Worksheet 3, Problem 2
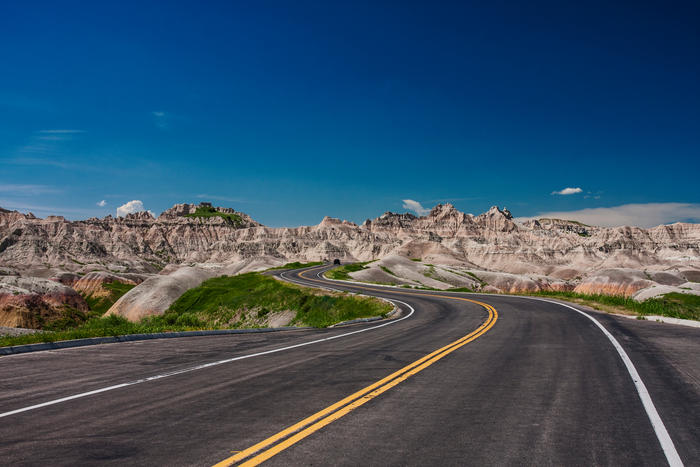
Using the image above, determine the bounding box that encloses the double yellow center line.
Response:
[213,269,498,466]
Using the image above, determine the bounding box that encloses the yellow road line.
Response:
[212,268,498,467]
[297,268,491,305]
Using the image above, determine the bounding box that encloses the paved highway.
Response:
[0,265,698,466]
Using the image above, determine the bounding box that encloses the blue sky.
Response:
[1,1,698,227]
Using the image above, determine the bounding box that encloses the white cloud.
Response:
[551,187,583,195]
[97,200,107,207]
[116,200,147,217]
[515,203,700,228]
[402,199,430,216]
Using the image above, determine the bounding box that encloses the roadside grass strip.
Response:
[213,289,498,466]
[0,301,416,419]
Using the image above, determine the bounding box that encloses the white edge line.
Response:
[530,297,683,467]
[316,268,684,466]
[0,282,415,419]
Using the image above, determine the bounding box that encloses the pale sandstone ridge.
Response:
[1,202,699,324]
[71,271,143,298]
[105,257,283,321]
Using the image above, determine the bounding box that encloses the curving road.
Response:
[0,265,698,466]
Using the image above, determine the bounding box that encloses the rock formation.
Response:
[0,201,698,324]
[0,276,89,328]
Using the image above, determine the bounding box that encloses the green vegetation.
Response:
[167,273,391,328]
[0,272,392,348]
[520,290,700,321]
[39,306,98,331]
[410,258,422,262]
[268,261,323,270]
[325,261,375,280]
[465,271,488,287]
[185,206,242,226]
[0,314,204,348]
[380,266,397,277]
[83,281,136,315]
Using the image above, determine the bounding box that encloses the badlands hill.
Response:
[1,202,699,326]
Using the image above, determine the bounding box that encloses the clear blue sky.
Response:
[1,1,698,227]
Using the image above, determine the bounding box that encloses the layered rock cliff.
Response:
[1,201,698,324]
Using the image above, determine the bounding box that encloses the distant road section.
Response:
[0,265,698,466]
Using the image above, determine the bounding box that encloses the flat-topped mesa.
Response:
[158,203,199,218]
[157,202,262,228]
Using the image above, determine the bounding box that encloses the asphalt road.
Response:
[0,265,698,466]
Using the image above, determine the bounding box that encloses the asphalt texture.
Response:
[0,265,698,466]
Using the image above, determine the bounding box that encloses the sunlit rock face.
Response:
[1,202,699,323]
[1,202,698,281]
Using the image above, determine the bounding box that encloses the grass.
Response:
[0,313,213,348]
[185,206,242,226]
[325,261,375,280]
[0,272,392,348]
[380,266,397,277]
[82,281,136,315]
[519,290,700,321]
[410,258,422,262]
[39,307,100,331]
[165,273,392,328]
[268,261,324,270]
